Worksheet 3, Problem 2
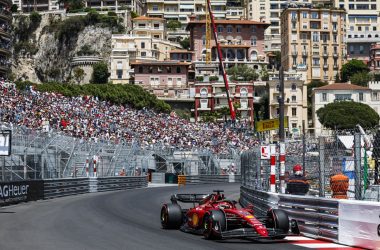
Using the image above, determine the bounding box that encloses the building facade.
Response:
[370,43,380,72]
[280,6,346,83]
[268,71,308,137]
[145,0,245,40]
[131,61,192,100]
[13,0,143,14]
[193,79,254,124]
[187,18,269,76]
[110,16,181,83]
[312,83,373,135]
[0,0,11,77]
[333,0,380,62]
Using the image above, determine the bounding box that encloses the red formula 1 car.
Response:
[160,190,295,240]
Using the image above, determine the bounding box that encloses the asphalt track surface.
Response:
[0,183,309,250]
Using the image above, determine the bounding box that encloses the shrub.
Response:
[196,76,204,82]
[167,20,181,30]
[91,61,110,84]
[209,76,219,82]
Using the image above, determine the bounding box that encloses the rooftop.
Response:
[169,50,195,54]
[314,83,370,91]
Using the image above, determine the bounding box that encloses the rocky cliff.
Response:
[11,11,130,83]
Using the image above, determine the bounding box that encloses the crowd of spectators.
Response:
[0,80,259,154]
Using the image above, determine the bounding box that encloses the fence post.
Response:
[257,149,262,190]
[354,133,362,200]
[270,144,276,193]
[302,134,306,176]
[319,136,325,197]
[279,142,286,193]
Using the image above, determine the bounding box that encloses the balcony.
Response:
[323,51,329,57]
[302,51,308,56]
[333,64,338,69]
[323,64,328,69]
[333,52,338,58]
[292,51,298,56]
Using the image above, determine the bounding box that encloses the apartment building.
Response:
[110,16,181,83]
[370,43,380,72]
[333,0,380,62]
[281,5,346,83]
[247,1,316,55]
[13,0,143,14]
[145,0,245,40]
[187,16,269,77]
[193,79,255,124]
[131,61,192,100]
[0,0,11,77]
[268,71,308,136]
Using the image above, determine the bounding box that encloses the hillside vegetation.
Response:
[15,81,171,113]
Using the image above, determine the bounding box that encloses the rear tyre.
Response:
[161,203,183,229]
[203,210,226,240]
[267,209,289,239]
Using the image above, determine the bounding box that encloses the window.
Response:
[154,23,159,29]
[312,32,319,42]
[302,12,307,18]
[322,93,327,102]
[167,66,172,73]
[138,66,143,73]
[240,87,248,97]
[117,70,123,79]
[291,95,296,102]
[311,12,319,19]
[176,78,182,86]
[217,26,223,33]
[359,45,364,54]
[359,92,364,101]
[292,108,297,117]
[291,83,297,91]
[141,42,145,49]
[200,88,208,97]
[374,27,377,31]
[202,36,206,45]
[152,4,158,11]
[141,51,146,57]
[350,26,354,31]
[251,36,257,46]
[200,99,208,109]
[335,94,352,101]
[176,67,181,73]
[148,66,153,73]
[227,26,233,33]
[168,78,173,86]
[138,23,146,28]
[313,58,320,66]
[236,25,242,33]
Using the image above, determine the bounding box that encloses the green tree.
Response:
[73,67,85,84]
[317,101,379,129]
[335,72,341,83]
[91,61,110,84]
[350,71,372,87]
[167,20,181,30]
[179,37,190,50]
[11,4,18,12]
[227,65,258,81]
[131,11,139,18]
[59,0,85,11]
[272,51,281,70]
[341,59,369,82]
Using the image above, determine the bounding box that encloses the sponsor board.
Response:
[0,130,11,156]
[256,117,289,132]
[0,181,44,206]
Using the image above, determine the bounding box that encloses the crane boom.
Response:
[206,0,236,122]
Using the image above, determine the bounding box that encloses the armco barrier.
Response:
[96,176,147,192]
[240,186,339,242]
[44,178,89,199]
[184,175,241,184]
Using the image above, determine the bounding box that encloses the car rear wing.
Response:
[170,194,210,204]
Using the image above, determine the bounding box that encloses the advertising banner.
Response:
[0,130,11,156]
[256,117,289,132]
[0,180,44,206]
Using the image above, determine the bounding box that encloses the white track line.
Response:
[292,243,350,248]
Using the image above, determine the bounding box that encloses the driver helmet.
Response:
[293,164,303,176]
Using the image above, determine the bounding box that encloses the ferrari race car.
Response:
[160,190,295,240]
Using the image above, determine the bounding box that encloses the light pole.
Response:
[278,66,285,142]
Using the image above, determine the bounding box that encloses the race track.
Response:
[0,183,309,250]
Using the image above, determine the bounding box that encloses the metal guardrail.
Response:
[185,175,241,184]
[96,176,147,192]
[240,186,339,242]
[44,178,89,199]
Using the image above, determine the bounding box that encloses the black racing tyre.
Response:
[267,209,289,239]
[203,210,226,240]
[161,203,183,229]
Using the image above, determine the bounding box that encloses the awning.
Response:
[179,4,194,9]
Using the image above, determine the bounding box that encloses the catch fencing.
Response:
[0,124,239,181]
[242,131,380,201]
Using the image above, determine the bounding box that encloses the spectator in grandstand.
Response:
[286,164,309,195]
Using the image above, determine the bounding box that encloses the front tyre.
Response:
[203,210,226,240]
[267,209,289,239]
[161,203,183,229]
